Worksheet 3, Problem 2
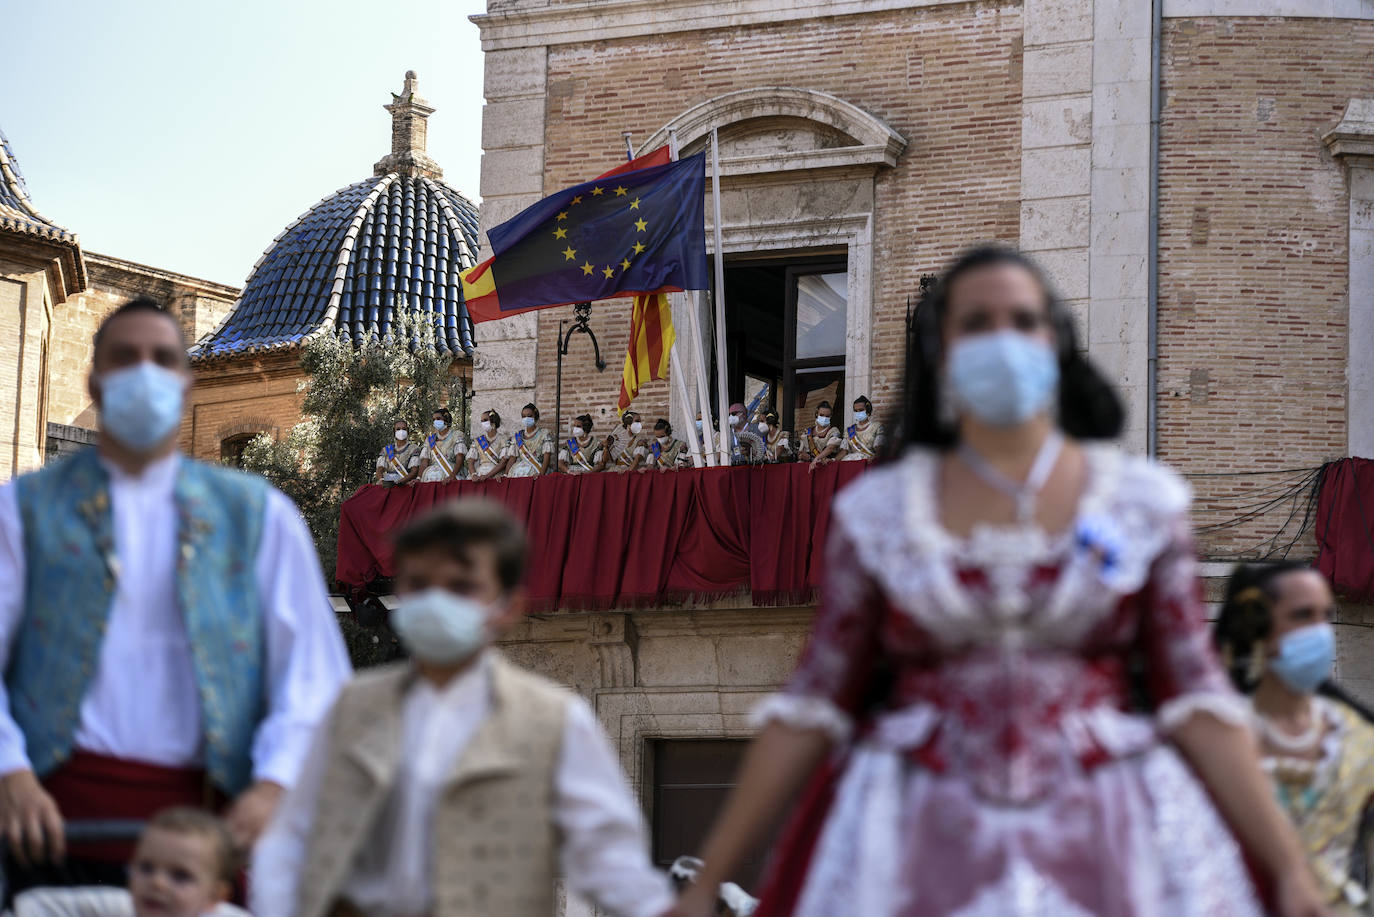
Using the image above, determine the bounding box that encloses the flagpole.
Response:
[669,128,719,466]
[669,345,705,467]
[710,128,731,466]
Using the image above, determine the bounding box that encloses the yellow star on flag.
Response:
[634,218,648,232]
[621,258,631,270]
[629,198,641,210]
[556,211,568,221]
[581,262,595,276]
[591,186,605,196]
[602,265,616,278]
[553,227,568,239]
[571,195,582,205]
[632,241,646,254]
[562,246,577,261]
[614,186,628,196]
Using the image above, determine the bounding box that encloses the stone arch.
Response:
[640,87,906,173]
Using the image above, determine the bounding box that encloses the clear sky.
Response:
[2,0,487,288]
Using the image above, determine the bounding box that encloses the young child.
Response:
[250,499,674,917]
[13,808,244,917]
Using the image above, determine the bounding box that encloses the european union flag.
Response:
[462,152,708,321]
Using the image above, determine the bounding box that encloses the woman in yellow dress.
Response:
[559,414,601,475]
[1215,562,1374,915]
[468,409,508,482]
[840,395,883,462]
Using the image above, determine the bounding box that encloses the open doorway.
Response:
[719,252,847,435]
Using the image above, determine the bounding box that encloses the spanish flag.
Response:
[459,145,706,324]
[617,293,675,411]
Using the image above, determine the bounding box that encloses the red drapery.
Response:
[1315,457,1374,604]
[336,463,867,610]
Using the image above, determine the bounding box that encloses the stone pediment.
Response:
[641,87,906,178]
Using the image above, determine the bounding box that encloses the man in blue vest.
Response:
[0,298,351,890]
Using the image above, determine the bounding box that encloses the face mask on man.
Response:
[395,429,408,442]
[522,416,537,429]
[946,330,1059,428]
[1267,622,1335,694]
[98,362,185,452]
[630,421,643,435]
[816,415,831,428]
[390,588,495,665]
[433,419,447,432]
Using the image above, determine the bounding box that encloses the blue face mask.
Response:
[522,416,536,428]
[98,362,185,452]
[1268,622,1335,694]
[433,419,446,431]
[854,410,868,422]
[946,330,1059,428]
[391,588,493,665]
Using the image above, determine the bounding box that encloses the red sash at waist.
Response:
[43,750,222,862]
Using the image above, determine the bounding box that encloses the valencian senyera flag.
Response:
[617,293,675,411]
[461,150,708,322]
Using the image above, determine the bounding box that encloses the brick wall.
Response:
[47,255,239,432]
[184,351,305,462]
[1157,18,1374,560]
[530,3,1024,429]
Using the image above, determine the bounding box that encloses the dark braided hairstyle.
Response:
[1215,562,1374,722]
[884,245,1124,457]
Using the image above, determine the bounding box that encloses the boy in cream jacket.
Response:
[251,499,673,917]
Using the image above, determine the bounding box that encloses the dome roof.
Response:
[0,127,87,296]
[191,73,479,362]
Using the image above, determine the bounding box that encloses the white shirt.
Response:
[0,452,352,787]
[251,653,675,917]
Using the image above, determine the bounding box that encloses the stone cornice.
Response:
[1163,0,1373,18]
[85,252,240,299]
[471,0,976,51]
[1324,99,1374,166]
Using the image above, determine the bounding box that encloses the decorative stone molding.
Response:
[588,612,639,689]
[1163,0,1373,18]
[641,88,907,178]
[472,0,975,52]
[1323,99,1374,458]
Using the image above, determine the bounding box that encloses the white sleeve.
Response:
[0,484,32,776]
[554,697,674,917]
[249,696,336,917]
[250,489,352,788]
[12,886,137,917]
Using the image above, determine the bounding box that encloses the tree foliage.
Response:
[241,312,470,578]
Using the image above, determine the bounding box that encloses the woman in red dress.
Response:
[667,246,1326,917]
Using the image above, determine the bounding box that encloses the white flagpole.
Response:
[710,128,731,466]
[669,128,720,466]
[669,345,705,467]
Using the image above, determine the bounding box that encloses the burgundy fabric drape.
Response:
[335,462,868,610]
[1315,457,1374,603]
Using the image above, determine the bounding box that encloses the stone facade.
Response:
[469,3,1374,904]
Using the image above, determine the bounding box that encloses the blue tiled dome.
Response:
[191,73,479,362]
[0,126,87,297]
[191,173,479,361]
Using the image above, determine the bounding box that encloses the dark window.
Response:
[650,738,773,893]
[719,254,847,435]
[220,432,258,468]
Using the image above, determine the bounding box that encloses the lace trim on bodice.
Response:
[833,445,1191,649]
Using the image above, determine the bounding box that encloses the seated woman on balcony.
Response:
[559,414,601,475]
[375,419,421,485]
[840,395,883,462]
[638,419,689,473]
[796,401,841,471]
[758,411,791,463]
[503,402,554,478]
[416,408,466,483]
[598,411,648,473]
[468,409,508,482]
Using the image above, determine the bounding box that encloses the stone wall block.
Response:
[481,98,549,150]
[1091,252,1147,301]
[1022,97,1094,150]
[1020,197,1091,250]
[1024,0,1093,47]
[479,146,546,198]
[483,47,549,101]
[1023,45,1093,98]
[1022,147,1093,200]
[1094,37,1151,85]
[1031,248,1091,301]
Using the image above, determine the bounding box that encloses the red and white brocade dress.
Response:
[752,446,1262,917]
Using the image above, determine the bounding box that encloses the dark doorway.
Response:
[720,253,847,435]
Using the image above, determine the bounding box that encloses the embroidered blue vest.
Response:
[10,449,268,794]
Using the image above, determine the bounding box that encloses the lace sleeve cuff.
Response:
[1156,691,1255,734]
[749,693,853,744]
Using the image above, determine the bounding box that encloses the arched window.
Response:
[220,432,258,468]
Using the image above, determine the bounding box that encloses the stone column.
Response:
[472,47,548,430]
